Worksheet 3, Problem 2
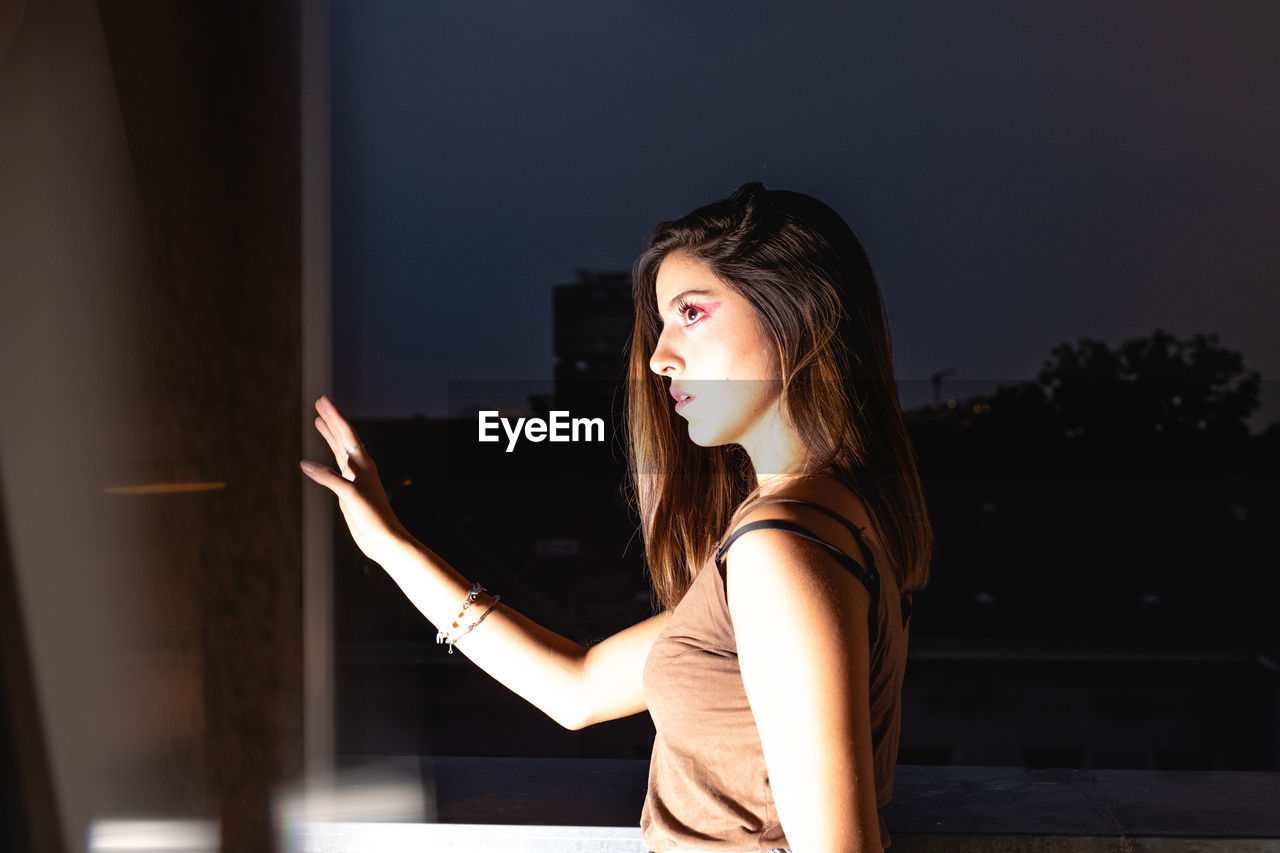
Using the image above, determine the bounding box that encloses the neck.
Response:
[738,402,807,495]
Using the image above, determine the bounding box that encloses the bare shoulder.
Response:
[723,474,878,619]
[728,473,881,575]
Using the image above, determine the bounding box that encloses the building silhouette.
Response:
[543,270,634,421]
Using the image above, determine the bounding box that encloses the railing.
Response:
[271,757,1280,852]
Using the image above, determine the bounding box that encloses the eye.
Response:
[676,299,706,326]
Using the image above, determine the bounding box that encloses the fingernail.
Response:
[300,460,316,474]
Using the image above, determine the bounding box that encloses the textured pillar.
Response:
[93,3,305,850]
[0,0,305,849]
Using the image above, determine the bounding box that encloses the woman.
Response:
[301,182,932,852]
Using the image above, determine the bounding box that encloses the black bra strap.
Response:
[718,497,913,631]
[715,518,879,596]
[743,497,878,576]
[716,518,883,645]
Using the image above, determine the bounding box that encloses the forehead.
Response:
[654,251,725,305]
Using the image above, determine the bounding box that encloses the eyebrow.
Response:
[665,288,718,311]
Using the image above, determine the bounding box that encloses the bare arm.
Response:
[724,519,882,853]
[301,395,664,731]
[379,534,667,729]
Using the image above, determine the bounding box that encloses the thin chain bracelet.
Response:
[442,596,501,654]
[436,582,494,651]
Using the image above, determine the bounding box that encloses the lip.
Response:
[669,385,695,412]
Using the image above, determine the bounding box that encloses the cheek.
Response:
[713,319,777,380]
[730,338,779,381]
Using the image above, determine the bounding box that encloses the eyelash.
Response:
[675,299,707,326]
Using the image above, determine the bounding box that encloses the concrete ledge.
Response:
[285,824,1280,853]
[287,823,647,853]
[271,758,1280,852]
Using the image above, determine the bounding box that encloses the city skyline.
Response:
[330,1,1280,430]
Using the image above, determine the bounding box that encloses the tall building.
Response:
[546,270,634,420]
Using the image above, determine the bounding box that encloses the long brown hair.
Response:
[626,182,933,611]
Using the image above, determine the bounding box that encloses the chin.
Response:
[684,417,746,448]
[685,428,724,448]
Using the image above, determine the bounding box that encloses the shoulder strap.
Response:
[753,497,877,573]
[715,515,882,644]
[745,497,913,629]
[718,496,913,631]
[715,518,879,596]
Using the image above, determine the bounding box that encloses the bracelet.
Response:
[436,583,499,653]
[443,597,501,654]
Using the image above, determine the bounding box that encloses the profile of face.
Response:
[649,251,789,451]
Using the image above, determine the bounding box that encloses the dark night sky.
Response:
[331,1,1279,429]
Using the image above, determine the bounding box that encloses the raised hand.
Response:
[300,395,412,566]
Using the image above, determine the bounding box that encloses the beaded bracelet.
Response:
[443,597,501,653]
[436,583,500,653]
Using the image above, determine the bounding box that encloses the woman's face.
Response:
[649,251,785,449]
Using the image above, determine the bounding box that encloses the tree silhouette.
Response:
[1037,330,1260,439]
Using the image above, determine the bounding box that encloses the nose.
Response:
[649,325,683,376]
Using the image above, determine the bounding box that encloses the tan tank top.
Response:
[640,493,912,851]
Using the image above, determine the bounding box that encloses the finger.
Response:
[316,415,369,481]
[315,395,365,455]
[315,415,345,465]
[299,459,352,495]
[314,396,349,452]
